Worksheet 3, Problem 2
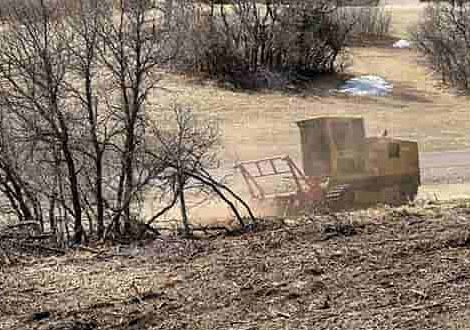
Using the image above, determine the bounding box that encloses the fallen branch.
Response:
[191,224,230,232]
[190,224,253,236]
[74,245,105,255]
[0,233,52,240]
[18,242,66,255]
[0,246,12,265]
[5,221,40,229]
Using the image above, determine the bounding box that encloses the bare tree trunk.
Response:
[49,195,56,234]
[163,0,173,30]
[124,133,135,234]
[61,141,83,244]
[177,172,190,236]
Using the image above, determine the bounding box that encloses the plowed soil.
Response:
[2,201,470,330]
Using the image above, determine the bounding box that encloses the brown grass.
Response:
[145,10,470,221]
[151,45,470,164]
[147,3,467,163]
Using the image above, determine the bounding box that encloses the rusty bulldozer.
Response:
[235,117,420,215]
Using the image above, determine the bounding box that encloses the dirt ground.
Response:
[144,1,470,222]
[3,3,470,329]
[3,200,470,330]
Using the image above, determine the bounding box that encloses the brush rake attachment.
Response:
[234,155,324,216]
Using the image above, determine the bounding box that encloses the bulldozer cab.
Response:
[296,117,420,184]
[297,117,368,178]
[365,137,420,182]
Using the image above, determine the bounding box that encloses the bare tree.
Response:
[0,0,89,243]
[96,0,179,236]
[0,0,175,243]
[61,0,113,238]
[0,0,254,243]
[146,105,255,236]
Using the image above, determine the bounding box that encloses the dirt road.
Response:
[421,150,470,169]
[418,150,470,200]
[420,150,470,184]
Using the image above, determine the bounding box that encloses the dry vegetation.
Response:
[3,200,470,329]
[3,2,470,329]
[152,45,470,164]
[140,1,470,168]
[148,0,469,159]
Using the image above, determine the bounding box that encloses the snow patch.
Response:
[337,75,393,96]
[393,39,411,49]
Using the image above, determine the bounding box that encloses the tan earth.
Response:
[145,1,470,225]
[5,4,470,330]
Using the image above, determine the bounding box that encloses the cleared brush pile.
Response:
[2,201,470,329]
[0,222,66,267]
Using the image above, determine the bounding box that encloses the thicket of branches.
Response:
[0,0,393,245]
[415,1,470,92]
[0,0,253,245]
[167,0,391,88]
[338,6,391,38]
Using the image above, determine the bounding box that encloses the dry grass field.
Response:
[145,0,470,222]
[155,48,470,162]
[151,8,468,164]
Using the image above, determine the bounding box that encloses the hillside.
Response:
[2,201,470,329]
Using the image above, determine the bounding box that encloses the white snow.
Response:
[336,75,393,96]
[393,39,411,49]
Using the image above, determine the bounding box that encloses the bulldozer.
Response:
[235,116,420,214]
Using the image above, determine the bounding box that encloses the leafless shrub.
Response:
[146,105,255,236]
[414,1,470,92]
[168,0,358,88]
[338,6,392,38]
[169,0,391,88]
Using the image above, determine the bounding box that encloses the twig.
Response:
[5,221,40,229]
[18,242,66,255]
[0,246,12,265]
[75,245,104,254]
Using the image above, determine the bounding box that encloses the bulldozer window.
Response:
[331,122,349,146]
[388,143,400,159]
